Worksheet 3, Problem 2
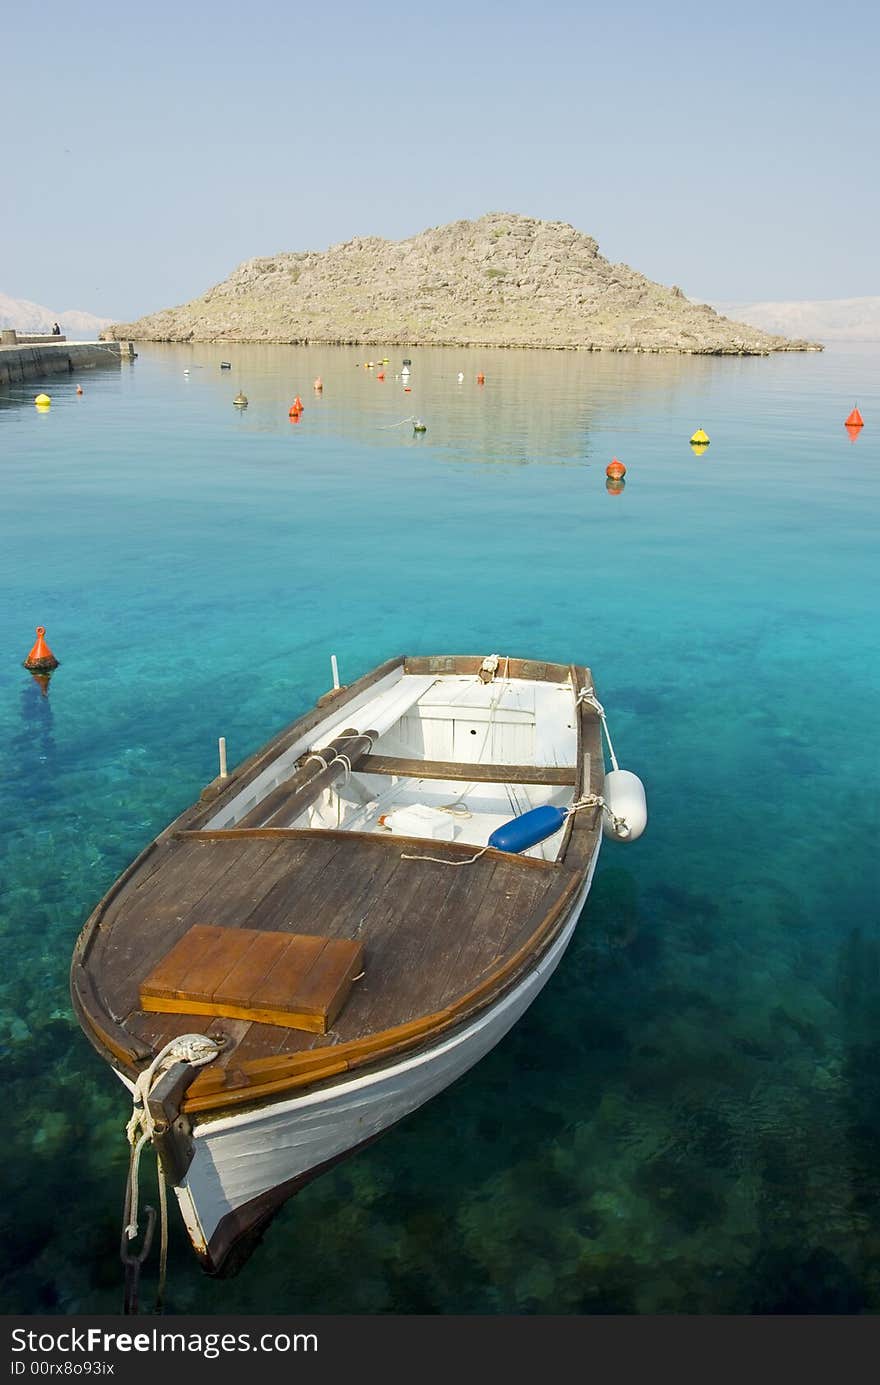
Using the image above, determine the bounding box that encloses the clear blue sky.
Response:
[4,0,877,319]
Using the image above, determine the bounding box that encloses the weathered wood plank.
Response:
[255,935,328,1008]
[105,839,289,997]
[137,925,228,1001]
[213,930,297,1008]
[404,655,569,683]
[140,926,364,1034]
[357,755,576,785]
[174,827,559,871]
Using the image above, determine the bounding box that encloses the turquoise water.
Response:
[0,341,878,1314]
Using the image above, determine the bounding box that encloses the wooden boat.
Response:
[71,653,645,1275]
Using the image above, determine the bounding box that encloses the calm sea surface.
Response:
[0,342,878,1314]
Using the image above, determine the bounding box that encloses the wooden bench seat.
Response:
[356,755,576,785]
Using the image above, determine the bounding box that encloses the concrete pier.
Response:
[0,338,134,387]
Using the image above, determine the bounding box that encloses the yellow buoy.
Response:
[690,428,710,445]
[34,393,51,406]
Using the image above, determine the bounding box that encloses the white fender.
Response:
[602,769,647,842]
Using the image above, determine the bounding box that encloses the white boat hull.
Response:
[173,850,600,1267]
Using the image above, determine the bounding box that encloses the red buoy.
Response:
[23,626,59,672]
[476,373,485,385]
[606,458,626,480]
[845,407,864,428]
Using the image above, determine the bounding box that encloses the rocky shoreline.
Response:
[105,213,822,356]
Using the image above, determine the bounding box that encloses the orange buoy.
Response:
[23,626,59,672]
[606,458,626,480]
[845,406,864,428]
[476,373,485,384]
[377,371,385,380]
[76,385,83,395]
[404,386,412,393]
[313,377,323,391]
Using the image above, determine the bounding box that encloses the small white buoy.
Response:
[602,769,648,842]
[457,372,464,382]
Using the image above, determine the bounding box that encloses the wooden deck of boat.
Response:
[71,655,604,1113]
[79,829,576,1081]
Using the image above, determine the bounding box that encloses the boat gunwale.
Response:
[171,827,560,871]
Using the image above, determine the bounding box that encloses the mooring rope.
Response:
[122,1033,221,1314]
[576,684,620,772]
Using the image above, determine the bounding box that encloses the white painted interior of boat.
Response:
[289,771,577,860]
[205,663,418,829]
[207,670,579,855]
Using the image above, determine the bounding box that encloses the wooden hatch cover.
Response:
[139,924,364,1034]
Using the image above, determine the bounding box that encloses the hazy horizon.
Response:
[4,0,878,321]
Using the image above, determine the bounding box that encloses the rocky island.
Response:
[105,213,820,355]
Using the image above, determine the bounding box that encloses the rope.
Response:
[378,416,417,429]
[401,846,490,866]
[156,1161,169,1313]
[121,1033,221,1314]
[120,1202,154,1317]
[577,684,620,772]
[399,794,625,867]
[569,792,630,839]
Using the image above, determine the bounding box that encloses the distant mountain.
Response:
[0,291,112,339]
[709,296,880,343]
[105,212,820,355]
